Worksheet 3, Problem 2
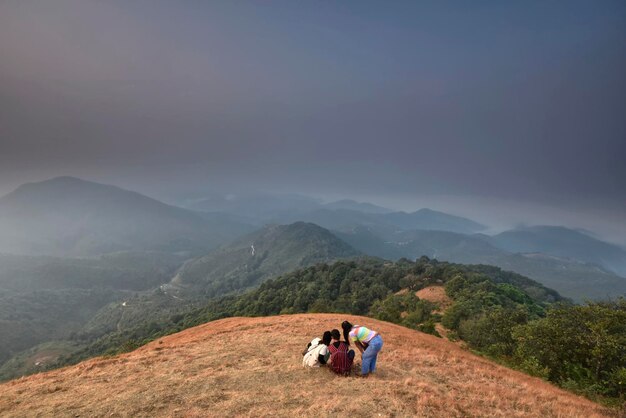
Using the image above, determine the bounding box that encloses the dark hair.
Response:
[330,329,341,341]
[322,331,332,346]
[342,321,353,346]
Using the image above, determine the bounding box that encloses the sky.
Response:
[1,1,625,242]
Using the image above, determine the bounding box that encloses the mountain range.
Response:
[185,190,486,235]
[0,176,625,381]
[337,227,626,301]
[0,176,624,301]
[491,225,626,277]
[0,176,253,257]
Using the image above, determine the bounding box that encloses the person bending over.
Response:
[341,321,383,376]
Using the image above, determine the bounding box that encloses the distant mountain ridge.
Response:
[183,190,486,234]
[381,208,487,234]
[185,192,321,222]
[0,177,253,256]
[274,207,487,236]
[490,225,626,277]
[337,228,626,301]
[322,199,393,214]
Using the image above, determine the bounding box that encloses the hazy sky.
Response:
[1,1,625,242]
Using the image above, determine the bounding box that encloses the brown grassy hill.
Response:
[0,314,616,417]
[415,285,452,311]
[414,286,454,339]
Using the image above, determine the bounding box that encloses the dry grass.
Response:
[0,314,617,417]
[415,285,452,312]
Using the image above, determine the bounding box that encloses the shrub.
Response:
[513,299,626,397]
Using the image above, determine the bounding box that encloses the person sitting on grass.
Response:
[302,331,332,368]
[327,328,355,375]
[342,321,383,377]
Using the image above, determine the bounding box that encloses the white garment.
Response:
[302,337,329,367]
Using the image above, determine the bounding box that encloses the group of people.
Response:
[302,321,383,377]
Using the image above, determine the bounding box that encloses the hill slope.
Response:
[0,251,186,366]
[24,222,360,359]
[172,222,360,297]
[0,314,612,417]
[0,176,252,256]
[0,251,185,292]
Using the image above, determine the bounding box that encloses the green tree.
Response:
[513,299,626,397]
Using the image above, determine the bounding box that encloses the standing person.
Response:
[302,331,332,367]
[341,321,383,376]
[328,329,355,375]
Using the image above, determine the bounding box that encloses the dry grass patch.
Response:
[415,285,452,313]
[0,314,616,417]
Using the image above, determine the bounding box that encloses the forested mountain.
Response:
[172,222,360,297]
[0,177,253,256]
[86,222,360,335]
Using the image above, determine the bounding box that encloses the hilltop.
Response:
[0,314,613,417]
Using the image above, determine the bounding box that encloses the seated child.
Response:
[302,331,331,367]
[327,328,355,375]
